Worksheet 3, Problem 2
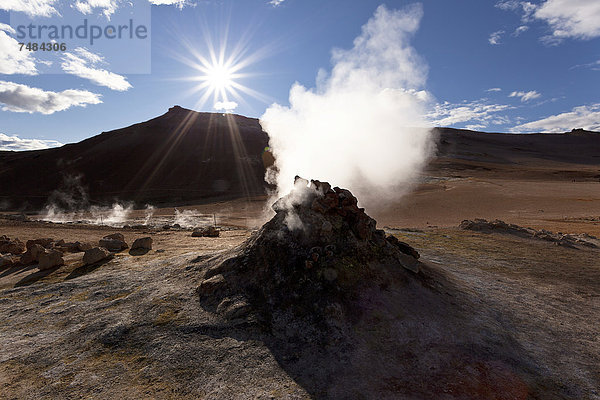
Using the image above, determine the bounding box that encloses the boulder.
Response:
[197,274,227,297]
[38,249,64,270]
[77,242,94,252]
[26,238,54,250]
[83,247,113,265]
[192,226,220,238]
[0,255,19,268]
[99,233,128,252]
[20,244,46,265]
[55,241,84,253]
[0,236,25,255]
[131,237,152,250]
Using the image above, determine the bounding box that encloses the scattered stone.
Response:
[99,233,128,252]
[0,236,26,255]
[216,297,252,320]
[77,242,94,252]
[83,247,113,265]
[20,244,46,265]
[38,249,64,270]
[192,226,220,238]
[131,237,153,250]
[0,254,19,268]
[197,274,227,297]
[26,238,54,250]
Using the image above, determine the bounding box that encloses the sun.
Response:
[173,32,270,112]
[204,63,234,92]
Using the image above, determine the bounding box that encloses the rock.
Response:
[104,233,125,242]
[192,226,220,238]
[0,255,19,268]
[0,236,25,255]
[56,241,84,253]
[197,274,227,297]
[77,242,94,252]
[195,177,423,343]
[216,297,252,320]
[131,237,153,250]
[38,249,64,270]
[20,244,46,265]
[83,247,113,265]
[322,268,338,282]
[99,234,128,251]
[386,235,420,259]
[26,238,54,250]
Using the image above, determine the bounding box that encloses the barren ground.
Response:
[1,139,599,399]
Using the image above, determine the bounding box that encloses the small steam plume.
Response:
[174,208,215,228]
[143,204,155,225]
[260,4,434,210]
[41,174,137,227]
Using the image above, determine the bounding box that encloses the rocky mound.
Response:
[197,177,421,341]
[460,218,599,249]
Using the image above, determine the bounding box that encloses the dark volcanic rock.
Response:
[83,247,113,265]
[0,236,25,255]
[99,233,128,252]
[131,237,152,250]
[191,226,220,238]
[197,178,421,341]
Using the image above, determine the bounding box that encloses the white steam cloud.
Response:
[259,4,434,209]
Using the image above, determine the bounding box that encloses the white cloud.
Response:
[570,59,600,71]
[73,0,119,18]
[148,0,187,6]
[0,0,59,17]
[489,30,505,45]
[487,87,502,92]
[214,101,238,112]
[513,25,529,36]
[0,132,63,151]
[497,0,600,41]
[428,99,513,128]
[535,0,600,40]
[511,104,600,133]
[61,47,131,91]
[0,31,38,75]
[496,1,537,21]
[509,90,541,102]
[0,23,16,35]
[268,0,285,6]
[0,80,101,114]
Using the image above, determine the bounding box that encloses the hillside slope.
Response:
[0,106,269,209]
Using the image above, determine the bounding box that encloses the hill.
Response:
[0,106,269,210]
[0,107,598,211]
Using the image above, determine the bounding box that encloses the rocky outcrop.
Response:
[460,219,599,249]
[192,227,220,238]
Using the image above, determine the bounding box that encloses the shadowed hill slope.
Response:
[1,107,598,211]
[0,106,270,210]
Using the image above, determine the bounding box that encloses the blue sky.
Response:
[0,0,599,150]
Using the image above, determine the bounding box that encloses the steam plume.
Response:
[260,4,434,209]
